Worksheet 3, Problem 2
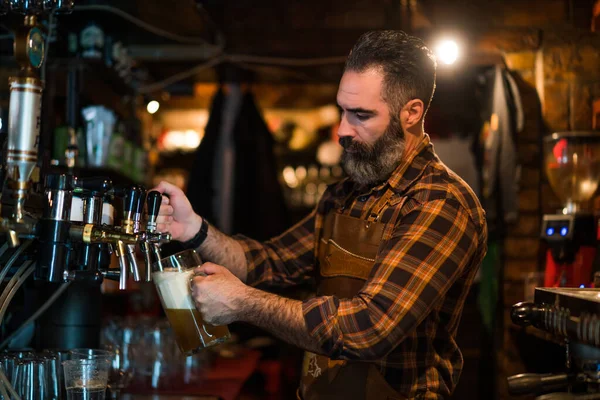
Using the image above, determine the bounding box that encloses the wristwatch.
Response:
[181,217,209,249]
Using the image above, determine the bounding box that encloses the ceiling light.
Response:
[147,100,160,114]
[435,39,459,65]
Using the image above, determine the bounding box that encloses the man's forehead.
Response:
[337,69,384,106]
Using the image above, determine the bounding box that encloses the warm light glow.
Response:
[295,166,307,181]
[435,40,459,65]
[283,166,299,188]
[161,129,202,151]
[147,100,160,114]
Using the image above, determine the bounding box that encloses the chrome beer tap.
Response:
[126,185,144,282]
[111,185,143,289]
[72,177,113,275]
[140,191,171,281]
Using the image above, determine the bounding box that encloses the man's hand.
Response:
[191,263,248,325]
[152,181,202,242]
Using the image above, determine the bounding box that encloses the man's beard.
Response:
[339,116,405,186]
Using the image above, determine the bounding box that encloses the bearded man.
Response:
[155,30,487,400]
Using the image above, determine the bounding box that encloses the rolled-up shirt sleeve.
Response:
[234,210,317,290]
[302,198,482,360]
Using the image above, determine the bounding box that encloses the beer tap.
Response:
[112,185,143,289]
[65,180,139,285]
[141,190,170,281]
[133,187,146,234]
[96,192,114,271]
[126,185,145,282]
[66,221,138,285]
[72,177,112,274]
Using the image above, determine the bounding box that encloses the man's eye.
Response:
[356,113,369,121]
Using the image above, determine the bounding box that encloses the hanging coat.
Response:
[186,88,290,241]
[478,65,523,238]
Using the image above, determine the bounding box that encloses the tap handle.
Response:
[73,177,113,196]
[135,186,147,216]
[45,174,74,190]
[121,185,143,220]
[146,191,162,232]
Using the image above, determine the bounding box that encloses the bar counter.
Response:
[122,348,261,400]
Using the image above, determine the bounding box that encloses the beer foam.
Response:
[153,270,196,310]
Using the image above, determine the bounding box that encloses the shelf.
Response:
[45,57,137,120]
[46,165,142,187]
[47,57,136,98]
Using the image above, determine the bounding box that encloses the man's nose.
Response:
[337,115,354,139]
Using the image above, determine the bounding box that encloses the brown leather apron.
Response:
[299,189,406,400]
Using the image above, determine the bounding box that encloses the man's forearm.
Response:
[194,219,248,282]
[238,286,323,354]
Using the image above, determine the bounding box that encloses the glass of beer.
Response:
[152,249,230,356]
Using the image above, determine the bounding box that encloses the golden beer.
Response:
[163,308,231,354]
[153,250,230,356]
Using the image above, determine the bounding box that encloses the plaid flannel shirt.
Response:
[235,134,487,398]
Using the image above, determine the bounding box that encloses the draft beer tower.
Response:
[541,132,600,287]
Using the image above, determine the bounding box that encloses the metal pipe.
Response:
[0,261,35,324]
[0,282,71,350]
[0,239,31,284]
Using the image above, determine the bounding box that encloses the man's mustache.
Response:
[339,136,353,149]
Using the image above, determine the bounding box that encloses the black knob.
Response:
[45,174,74,191]
[123,185,143,214]
[73,177,113,196]
[146,191,162,220]
[135,186,147,215]
[511,302,540,327]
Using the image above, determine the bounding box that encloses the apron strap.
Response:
[365,189,396,223]
[338,188,357,212]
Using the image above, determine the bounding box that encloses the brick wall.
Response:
[482,1,600,398]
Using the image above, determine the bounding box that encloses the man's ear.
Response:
[400,99,425,130]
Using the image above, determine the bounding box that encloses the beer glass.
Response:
[152,249,230,356]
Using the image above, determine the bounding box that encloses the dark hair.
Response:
[345,30,437,120]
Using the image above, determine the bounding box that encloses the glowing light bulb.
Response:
[147,100,160,114]
[436,40,459,65]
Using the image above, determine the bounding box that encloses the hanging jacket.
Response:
[478,65,523,238]
[186,88,289,241]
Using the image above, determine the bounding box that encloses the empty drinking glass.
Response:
[11,358,48,400]
[42,349,71,400]
[0,354,17,382]
[41,354,60,400]
[102,344,134,399]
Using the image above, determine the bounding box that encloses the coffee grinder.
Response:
[541,131,600,288]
